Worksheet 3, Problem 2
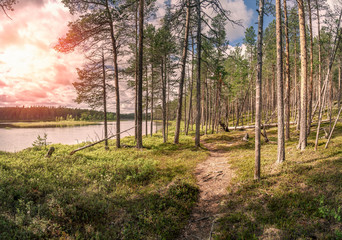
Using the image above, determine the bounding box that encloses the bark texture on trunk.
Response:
[174,0,191,144]
[195,0,201,147]
[284,0,290,140]
[150,64,154,136]
[307,0,314,134]
[162,58,167,143]
[255,0,264,180]
[101,50,109,150]
[276,0,285,163]
[136,0,144,148]
[105,0,120,148]
[298,0,307,150]
[314,11,342,150]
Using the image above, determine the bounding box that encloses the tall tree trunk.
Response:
[136,0,144,148]
[276,0,285,163]
[339,62,341,109]
[329,74,333,132]
[174,0,191,144]
[294,32,300,131]
[161,59,167,143]
[102,50,109,150]
[195,0,201,147]
[205,76,209,134]
[298,0,307,150]
[135,3,138,140]
[316,0,322,120]
[166,57,169,141]
[184,67,187,132]
[284,0,290,140]
[150,64,154,136]
[145,65,148,137]
[255,0,264,180]
[314,10,342,150]
[105,0,120,148]
[307,0,314,135]
[186,34,195,135]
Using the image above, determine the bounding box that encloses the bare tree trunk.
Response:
[145,65,148,137]
[316,0,322,128]
[134,3,138,140]
[195,0,201,147]
[307,0,314,135]
[136,0,144,148]
[166,58,169,140]
[202,70,206,131]
[105,0,120,148]
[255,0,264,180]
[339,62,342,109]
[294,32,300,131]
[314,11,342,150]
[101,49,109,150]
[216,75,222,133]
[329,74,333,133]
[276,0,285,163]
[225,95,230,132]
[298,0,307,150]
[161,58,167,143]
[186,35,195,135]
[235,75,254,128]
[205,76,209,134]
[174,1,190,143]
[325,104,342,149]
[150,64,154,136]
[184,68,187,132]
[284,0,290,140]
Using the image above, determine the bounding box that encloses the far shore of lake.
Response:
[0,120,101,128]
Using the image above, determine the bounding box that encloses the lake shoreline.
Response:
[0,120,101,128]
[0,120,161,152]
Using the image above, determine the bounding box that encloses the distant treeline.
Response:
[0,106,136,121]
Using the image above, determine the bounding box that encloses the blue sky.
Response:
[229,0,275,46]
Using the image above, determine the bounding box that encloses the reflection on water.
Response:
[0,121,161,152]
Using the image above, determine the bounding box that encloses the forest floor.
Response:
[1,121,342,239]
[208,123,342,239]
[178,139,234,240]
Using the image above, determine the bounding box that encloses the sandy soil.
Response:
[178,141,234,240]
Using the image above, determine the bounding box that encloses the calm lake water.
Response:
[0,121,161,152]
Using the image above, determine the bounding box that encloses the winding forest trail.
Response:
[178,140,235,240]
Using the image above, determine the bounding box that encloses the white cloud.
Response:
[205,0,254,43]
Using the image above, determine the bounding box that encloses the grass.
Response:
[203,123,342,239]
[2,119,342,239]
[0,125,207,239]
[0,121,99,128]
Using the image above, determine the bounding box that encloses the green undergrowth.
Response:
[0,127,207,239]
[203,123,342,239]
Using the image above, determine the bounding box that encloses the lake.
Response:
[0,121,161,152]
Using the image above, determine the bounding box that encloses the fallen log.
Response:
[228,119,331,131]
[69,126,135,155]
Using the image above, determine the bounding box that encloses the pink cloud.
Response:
[0,80,7,87]
[54,63,76,85]
[0,0,135,113]
[16,89,48,100]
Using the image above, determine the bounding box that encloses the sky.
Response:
[0,0,273,113]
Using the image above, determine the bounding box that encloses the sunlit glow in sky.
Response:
[0,0,273,112]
